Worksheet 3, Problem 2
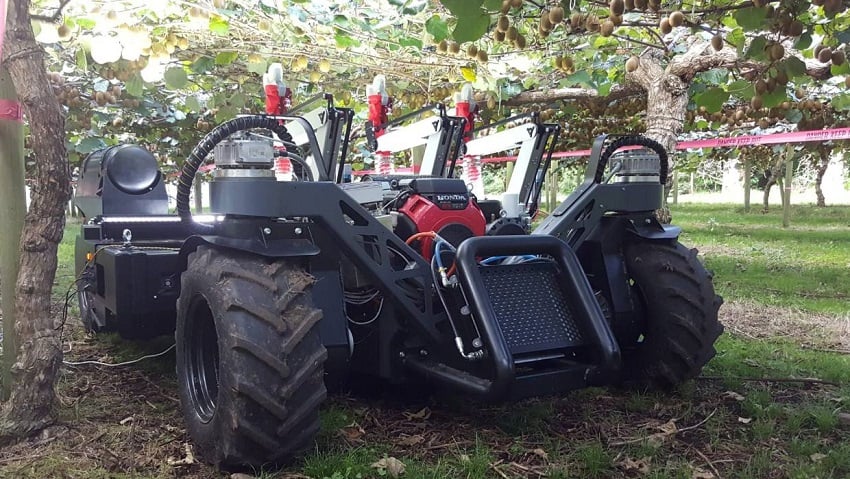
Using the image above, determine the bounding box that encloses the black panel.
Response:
[479,262,583,354]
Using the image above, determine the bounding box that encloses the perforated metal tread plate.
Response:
[478,261,584,355]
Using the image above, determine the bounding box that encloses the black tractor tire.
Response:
[621,239,723,389]
[176,246,327,468]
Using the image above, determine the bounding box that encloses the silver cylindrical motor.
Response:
[213,138,276,179]
[611,149,662,183]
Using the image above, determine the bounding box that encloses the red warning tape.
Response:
[0,99,23,122]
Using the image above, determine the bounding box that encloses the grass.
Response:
[676,204,850,313]
[2,202,850,478]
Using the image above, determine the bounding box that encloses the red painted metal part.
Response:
[398,194,486,260]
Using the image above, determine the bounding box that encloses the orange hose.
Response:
[405,231,436,245]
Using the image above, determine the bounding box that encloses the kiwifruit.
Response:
[766,77,777,92]
[449,41,460,54]
[795,87,806,98]
[818,47,833,63]
[437,40,448,52]
[832,50,846,65]
[625,56,640,72]
[540,14,553,32]
[758,118,769,128]
[625,0,635,9]
[562,56,574,69]
[669,11,685,27]
[494,30,506,42]
[775,69,788,85]
[497,15,510,32]
[755,79,768,94]
[515,34,527,48]
[506,26,518,41]
[570,12,582,29]
[601,20,615,37]
[610,0,625,16]
[501,0,510,13]
[586,15,600,32]
[769,43,785,61]
[477,50,489,62]
[788,20,804,36]
[510,0,523,8]
[648,0,661,11]
[845,76,850,88]
[467,44,478,57]
[549,6,565,23]
[611,14,623,26]
[752,0,765,6]
[711,34,723,51]
[659,18,672,35]
[635,0,647,9]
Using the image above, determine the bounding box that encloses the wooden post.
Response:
[689,172,695,194]
[743,158,751,212]
[671,172,678,205]
[0,67,26,400]
[193,175,203,213]
[505,161,514,191]
[783,146,793,228]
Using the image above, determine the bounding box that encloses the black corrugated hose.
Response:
[176,116,293,233]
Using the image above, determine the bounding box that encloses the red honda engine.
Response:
[393,178,486,259]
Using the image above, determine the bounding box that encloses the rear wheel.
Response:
[621,240,723,389]
[176,246,327,468]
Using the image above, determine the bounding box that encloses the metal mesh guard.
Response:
[478,261,584,355]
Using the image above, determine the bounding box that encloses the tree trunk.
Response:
[0,0,71,441]
[762,156,785,213]
[626,54,689,224]
[813,146,831,208]
[0,66,26,401]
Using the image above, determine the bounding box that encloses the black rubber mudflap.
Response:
[478,261,584,355]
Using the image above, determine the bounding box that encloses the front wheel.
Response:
[176,246,327,468]
[621,240,723,389]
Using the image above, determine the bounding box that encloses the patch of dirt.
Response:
[721,300,850,350]
[0,307,847,479]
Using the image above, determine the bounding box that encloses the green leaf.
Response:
[185,95,201,112]
[75,48,87,70]
[726,80,755,100]
[761,88,787,108]
[782,56,807,78]
[215,51,238,65]
[215,106,238,123]
[734,7,768,30]
[209,15,229,35]
[125,73,144,97]
[75,17,95,29]
[229,92,247,108]
[425,15,449,42]
[76,137,106,154]
[831,61,850,76]
[399,37,423,49]
[564,70,592,88]
[164,67,188,89]
[785,109,803,123]
[694,87,729,113]
[745,36,768,61]
[726,28,745,50]
[191,56,215,74]
[832,94,850,111]
[247,59,267,74]
[441,0,483,18]
[334,31,361,48]
[483,0,502,10]
[451,11,489,43]
[794,32,812,50]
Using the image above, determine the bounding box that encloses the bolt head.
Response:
[294,227,303,235]
[263,227,272,235]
